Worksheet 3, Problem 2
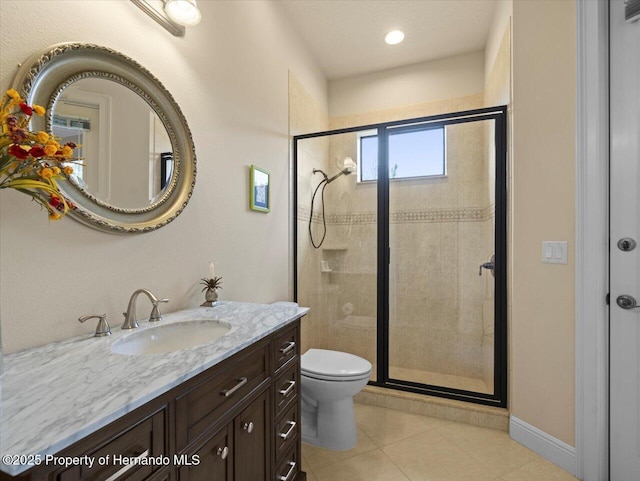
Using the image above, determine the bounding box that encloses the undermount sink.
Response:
[111,320,231,355]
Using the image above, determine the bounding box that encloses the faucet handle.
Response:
[149,298,169,322]
[79,314,111,337]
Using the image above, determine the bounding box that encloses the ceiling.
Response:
[277,0,498,80]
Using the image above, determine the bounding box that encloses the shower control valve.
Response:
[479,254,496,277]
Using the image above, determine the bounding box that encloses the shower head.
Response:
[342,156,356,174]
[314,157,357,184]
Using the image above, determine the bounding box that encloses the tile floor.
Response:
[301,404,578,481]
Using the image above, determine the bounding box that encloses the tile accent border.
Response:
[299,205,495,225]
[298,205,322,223]
[509,415,578,476]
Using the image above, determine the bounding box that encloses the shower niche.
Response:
[294,107,507,407]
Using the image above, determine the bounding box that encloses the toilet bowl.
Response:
[301,349,372,450]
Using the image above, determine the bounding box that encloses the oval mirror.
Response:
[12,43,196,233]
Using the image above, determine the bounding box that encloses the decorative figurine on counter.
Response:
[201,261,222,307]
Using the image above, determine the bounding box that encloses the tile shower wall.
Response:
[289,73,331,354]
[321,101,495,386]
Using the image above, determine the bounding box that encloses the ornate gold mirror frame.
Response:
[12,43,197,234]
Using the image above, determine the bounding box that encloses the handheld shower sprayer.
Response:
[313,157,356,185]
[309,157,356,248]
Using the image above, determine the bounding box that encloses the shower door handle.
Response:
[479,255,496,277]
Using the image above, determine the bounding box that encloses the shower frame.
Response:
[293,105,508,408]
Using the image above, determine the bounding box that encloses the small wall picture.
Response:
[250,165,270,213]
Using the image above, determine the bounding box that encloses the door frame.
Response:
[575,0,609,479]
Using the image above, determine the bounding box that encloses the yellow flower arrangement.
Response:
[0,88,82,220]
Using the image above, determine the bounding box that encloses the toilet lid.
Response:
[301,349,372,380]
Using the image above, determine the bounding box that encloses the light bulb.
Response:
[164,0,202,27]
[385,30,405,45]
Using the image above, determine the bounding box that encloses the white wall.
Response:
[0,0,327,353]
[328,50,484,118]
[511,0,576,446]
[485,0,513,82]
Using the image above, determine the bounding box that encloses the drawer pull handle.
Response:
[242,421,254,433]
[279,341,295,355]
[221,377,248,397]
[279,380,296,398]
[217,446,229,459]
[104,449,149,481]
[279,421,297,440]
[278,462,297,481]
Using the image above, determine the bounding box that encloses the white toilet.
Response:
[301,349,372,450]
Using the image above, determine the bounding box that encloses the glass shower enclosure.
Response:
[294,106,507,407]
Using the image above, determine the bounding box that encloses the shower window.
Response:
[357,125,446,182]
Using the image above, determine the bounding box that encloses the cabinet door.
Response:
[234,391,269,481]
[178,425,232,481]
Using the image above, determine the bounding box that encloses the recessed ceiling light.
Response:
[385,30,405,45]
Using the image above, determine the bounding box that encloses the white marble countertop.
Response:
[0,301,308,476]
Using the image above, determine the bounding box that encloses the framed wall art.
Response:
[250,165,270,213]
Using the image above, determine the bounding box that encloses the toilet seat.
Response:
[301,349,372,382]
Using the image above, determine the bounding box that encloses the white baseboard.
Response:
[510,416,578,477]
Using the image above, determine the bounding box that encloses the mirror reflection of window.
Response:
[52,97,104,195]
[52,117,87,185]
[53,87,110,201]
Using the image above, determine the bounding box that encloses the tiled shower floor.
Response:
[301,404,578,481]
[388,366,490,394]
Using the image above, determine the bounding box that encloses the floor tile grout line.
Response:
[374,424,453,452]
[377,447,413,481]
[355,405,449,448]
[432,423,543,477]
[302,437,379,472]
[301,452,318,480]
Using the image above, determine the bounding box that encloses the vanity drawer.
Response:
[176,344,268,451]
[273,325,298,373]
[274,443,300,481]
[274,403,299,463]
[55,408,167,481]
[274,362,298,419]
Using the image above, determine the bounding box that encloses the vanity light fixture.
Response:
[385,30,405,45]
[131,0,201,36]
[164,0,202,27]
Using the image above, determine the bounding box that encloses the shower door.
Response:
[294,130,379,382]
[293,106,507,407]
[383,110,507,405]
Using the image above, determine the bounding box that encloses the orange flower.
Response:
[63,166,74,175]
[44,144,58,156]
[61,145,73,158]
[36,131,49,143]
[51,166,61,175]
[33,104,45,116]
[6,89,20,100]
[39,167,53,179]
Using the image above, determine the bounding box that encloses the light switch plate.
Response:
[542,241,568,264]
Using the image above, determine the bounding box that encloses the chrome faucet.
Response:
[122,288,169,329]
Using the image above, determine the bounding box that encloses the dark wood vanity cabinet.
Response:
[1,320,305,481]
[179,390,269,481]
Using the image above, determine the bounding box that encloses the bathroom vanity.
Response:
[0,302,307,481]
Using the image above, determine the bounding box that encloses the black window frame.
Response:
[357,124,447,183]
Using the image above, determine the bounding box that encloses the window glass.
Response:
[359,127,446,182]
